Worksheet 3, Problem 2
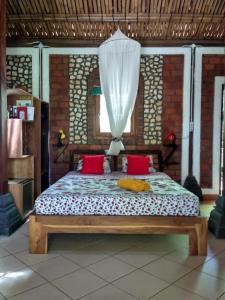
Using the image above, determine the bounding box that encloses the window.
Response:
[99,94,131,133]
[88,79,144,145]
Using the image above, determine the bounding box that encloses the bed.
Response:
[29,150,207,255]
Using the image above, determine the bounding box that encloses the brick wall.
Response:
[49,55,70,183]
[49,55,184,183]
[162,55,184,182]
[201,55,225,188]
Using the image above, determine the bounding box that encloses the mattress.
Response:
[35,172,200,216]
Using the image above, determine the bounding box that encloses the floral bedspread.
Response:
[35,172,200,216]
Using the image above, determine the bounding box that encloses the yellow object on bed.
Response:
[117,178,151,192]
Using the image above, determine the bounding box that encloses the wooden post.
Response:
[0,0,8,195]
[223,93,225,196]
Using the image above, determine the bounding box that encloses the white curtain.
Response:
[99,29,141,155]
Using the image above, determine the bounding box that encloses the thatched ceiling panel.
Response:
[6,0,225,44]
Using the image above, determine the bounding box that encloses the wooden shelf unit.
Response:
[7,93,49,198]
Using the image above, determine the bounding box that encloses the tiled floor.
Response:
[1,204,225,299]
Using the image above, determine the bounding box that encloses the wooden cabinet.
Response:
[8,155,34,179]
[7,92,49,198]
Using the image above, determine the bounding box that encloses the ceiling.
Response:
[6,0,225,46]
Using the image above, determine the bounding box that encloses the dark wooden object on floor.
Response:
[208,196,225,238]
[183,175,203,201]
[0,193,22,235]
[208,99,225,238]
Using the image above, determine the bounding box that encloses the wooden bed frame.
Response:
[29,150,207,255]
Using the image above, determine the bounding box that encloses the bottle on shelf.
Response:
[9,106,14,118]
[13,106,18,118]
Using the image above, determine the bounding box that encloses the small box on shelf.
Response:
[27,106,35,120]
[17,106,27,120]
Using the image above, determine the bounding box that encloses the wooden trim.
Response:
[29,214,208,256]
[6,39,225,48]
[7,13,225,23]
[222,83,225,197]
[0,0,7,194]
[202,194,217,203]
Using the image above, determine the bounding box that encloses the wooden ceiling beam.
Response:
[7,13,225,23]
[6,37,225,47]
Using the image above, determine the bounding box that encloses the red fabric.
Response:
[81,155,104,174]
[127,155,150,175]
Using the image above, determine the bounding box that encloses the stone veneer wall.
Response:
[69,55,98,144]
[68,54,163,145]
[140,55,163,144]
[6,55,32,93]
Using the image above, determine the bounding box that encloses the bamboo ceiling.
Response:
[6,0,225,45]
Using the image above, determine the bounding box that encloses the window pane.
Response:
[100,94,131,133]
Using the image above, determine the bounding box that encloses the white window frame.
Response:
[193,47,225,194]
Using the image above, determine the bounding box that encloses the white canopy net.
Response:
[99,29,141,155]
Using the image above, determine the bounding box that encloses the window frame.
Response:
[93,94,137,140]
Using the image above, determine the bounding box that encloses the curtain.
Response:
[99,29,141,155]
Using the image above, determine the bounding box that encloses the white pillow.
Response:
[77,157,111,174]
[121,155,156,173]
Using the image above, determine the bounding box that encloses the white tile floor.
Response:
[1,205,225,299]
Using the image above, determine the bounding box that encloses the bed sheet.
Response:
[35,171,200,216]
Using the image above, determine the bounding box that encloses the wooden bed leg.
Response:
[189,230,198,255]
[29,215,48,254]
[189,219,208,256]
[196,219,208,256]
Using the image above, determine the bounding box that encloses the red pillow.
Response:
[81,155,104,175]
[127,155,150,175]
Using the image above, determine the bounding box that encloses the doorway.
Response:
[220,85,225,195]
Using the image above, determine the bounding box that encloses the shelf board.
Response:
[8,118,34,122]
[8,155,32,159]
